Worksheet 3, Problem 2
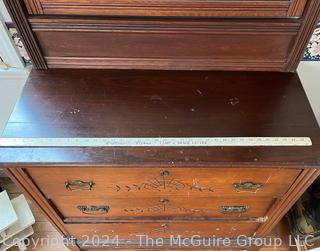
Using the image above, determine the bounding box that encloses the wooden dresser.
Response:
[3,0,320,71]
[2,0,320,250]
[1,70,320,249]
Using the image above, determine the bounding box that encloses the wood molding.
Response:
[3,0,47,69]
[23,0,43,14]
[75,238,252,249]
[23,0,292,17]
[29,17,301,32]
[287,0,308,16]
[255,168,320,236]
[285,0,320,72]
[7,0,320,72]
[29,17,299,71]
[45,57,286,71]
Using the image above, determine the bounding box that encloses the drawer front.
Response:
[29,17,300,71]
[24,0,307,17]
[26,167,300,199]
[50,196,273,219]
[66,222,259,239]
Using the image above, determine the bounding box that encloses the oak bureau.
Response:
[1,70,320,249]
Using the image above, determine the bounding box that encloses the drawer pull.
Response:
[233,182,263,192]
[219,206,249,214]
[77,205,110,215]
[65,180,95,191]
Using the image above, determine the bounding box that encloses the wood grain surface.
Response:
[23,0,306,17]
[26,167,300,198]
[0,70,319,166]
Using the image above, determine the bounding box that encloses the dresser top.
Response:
[0,69,319,167]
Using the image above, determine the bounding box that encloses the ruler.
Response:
[0,137,312,147]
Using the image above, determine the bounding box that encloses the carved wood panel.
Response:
[25,167,301,198]
[28,17,300,71]
[49,196,274,219]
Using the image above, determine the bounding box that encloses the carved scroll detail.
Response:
[123,198,209,215]
[107,174,214,193]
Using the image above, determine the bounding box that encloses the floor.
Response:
[0,177,69,251]
[0,62,319,250]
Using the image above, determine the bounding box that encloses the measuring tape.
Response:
[0,137,312,147]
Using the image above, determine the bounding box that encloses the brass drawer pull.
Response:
[233,182,263,192]
[77,205,110,215]
[65,180,95,191]
[219,206,249,214]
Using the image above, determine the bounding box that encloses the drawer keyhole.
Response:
[219,205,249,214]
[160,170,170,176]
[159,198,169,204]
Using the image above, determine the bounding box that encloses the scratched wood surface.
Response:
[0,70,319,167]
[25,167,300,198]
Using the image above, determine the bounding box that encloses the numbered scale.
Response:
[0,137,312,147]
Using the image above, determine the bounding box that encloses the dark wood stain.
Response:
[2,0,320,244]
[23,0,306,17]
[0,70,319,166]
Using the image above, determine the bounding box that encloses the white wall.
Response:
[0,0,12,22]
[0,70,29,135]
[298,62,320,126]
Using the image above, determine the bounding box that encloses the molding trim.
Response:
[287,0,308,16]
[29,17,301,33]
[45,57,286,71]
[23,0,291,17]
[23,0,43,14]
[75,238,251,249]
[255,168,320,236]
[30,17,299,71]
[3,0,47,69]
[285,0,320,72]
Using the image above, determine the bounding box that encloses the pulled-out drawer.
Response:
[49,196,274,220]
[26,167,300,199]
